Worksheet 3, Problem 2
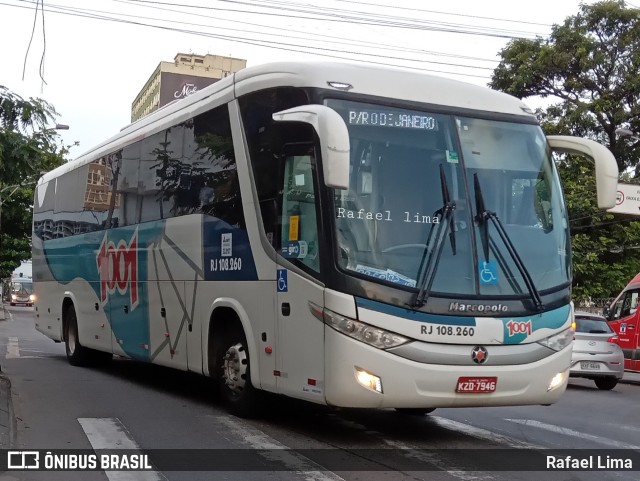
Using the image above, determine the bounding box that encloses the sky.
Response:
[0,0,609,160]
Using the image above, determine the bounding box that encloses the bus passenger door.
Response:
[275,147,326,402]
[608,288,640,371]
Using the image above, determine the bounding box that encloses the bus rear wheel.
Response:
[218,329,261,417]
[64,304,112,366]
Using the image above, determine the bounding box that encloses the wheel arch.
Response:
[203,298,260,388]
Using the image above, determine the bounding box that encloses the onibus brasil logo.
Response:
[96,229,139,310]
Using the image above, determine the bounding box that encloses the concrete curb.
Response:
[0,373,16,448]
[620,371,640,386]
[620,380,640,386]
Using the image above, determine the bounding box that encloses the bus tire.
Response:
[394,408,436,416]
[64,304,112,366]
[594,377,618,391]
[218,328,261,417]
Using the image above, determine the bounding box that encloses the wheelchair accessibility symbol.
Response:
[478,260,498,285]
[277,269,288,292]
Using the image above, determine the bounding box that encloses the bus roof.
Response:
[40,61,535,184]
[9,277,32,283]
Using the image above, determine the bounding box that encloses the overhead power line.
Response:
[113,0,499,64]
[121,0,547,39]
[333,0,554,27]
[4,0,498,79]
[247,0,547,36]
[2,0,565,85]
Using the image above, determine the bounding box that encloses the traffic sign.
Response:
[607,183,640,216]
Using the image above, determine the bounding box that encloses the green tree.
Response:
[490,0,640,300]
[0,86,66,279]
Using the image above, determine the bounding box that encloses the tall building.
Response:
[131,53,247,122]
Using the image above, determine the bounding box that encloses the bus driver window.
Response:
[280,151,320,273]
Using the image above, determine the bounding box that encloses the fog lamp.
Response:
[548,370,568,391]
[355,367,383,393]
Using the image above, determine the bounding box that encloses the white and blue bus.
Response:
[32,62,618,415]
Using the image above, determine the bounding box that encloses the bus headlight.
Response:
[310,303,410,349]
[537,327,574,352]
[29,294,36,302]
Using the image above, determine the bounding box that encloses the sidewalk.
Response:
[0,373,14,447]
[621,370,640,386]
[0,303,15,446]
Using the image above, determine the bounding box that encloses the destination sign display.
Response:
[347,108,438,130]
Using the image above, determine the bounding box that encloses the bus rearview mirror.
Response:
[273,105,350,190]
[547,136,619,210]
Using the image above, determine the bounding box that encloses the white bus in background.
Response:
[32,62,618,416]
[2,261,34,306]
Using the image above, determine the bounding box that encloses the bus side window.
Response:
[238,86,310,248]
[280,151,320,273]
[251,149,281,246]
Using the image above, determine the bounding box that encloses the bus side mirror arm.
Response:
[273,105,350,189]
[547,136,619,209]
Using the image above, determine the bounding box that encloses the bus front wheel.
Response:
[218,329,261,417]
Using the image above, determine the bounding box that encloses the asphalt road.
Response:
[1,305,639,481]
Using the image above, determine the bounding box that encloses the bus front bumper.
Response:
[324,327,570,408]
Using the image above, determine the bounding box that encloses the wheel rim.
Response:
[222,342,247,396]
[67,325,76,356]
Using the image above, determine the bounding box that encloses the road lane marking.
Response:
[383,438,494,481]
[6,337,20,358]
[505,419,640,450]
[78,418,165,481]
[215,416,345,481]
[4,337,48,359]
[322,415,495,479]
[431,416,540,449]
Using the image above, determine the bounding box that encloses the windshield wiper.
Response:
[411,165,456,307]
[473,174,543,312]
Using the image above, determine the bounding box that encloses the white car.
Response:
[570,311,624,390]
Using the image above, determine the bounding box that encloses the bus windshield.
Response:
[327,99,570,298]
[11,281,33,295]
